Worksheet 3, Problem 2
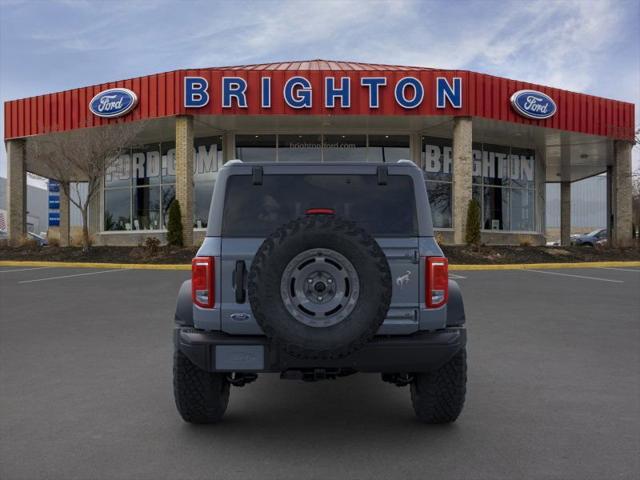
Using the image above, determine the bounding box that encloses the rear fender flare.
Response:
[175,280,193,326]
[446,279,465,326]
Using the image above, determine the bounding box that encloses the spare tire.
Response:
[248,214,391,359]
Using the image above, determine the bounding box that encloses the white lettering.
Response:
[523,95,548,113]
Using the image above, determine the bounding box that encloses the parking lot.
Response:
[1,264,639,480]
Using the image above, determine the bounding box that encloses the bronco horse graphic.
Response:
[396,270,411,287]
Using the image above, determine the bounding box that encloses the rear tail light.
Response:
[426,257,448,308]
[192,257,215,308]
[305,208,335,215]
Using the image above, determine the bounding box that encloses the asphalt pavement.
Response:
[1,265,639,480]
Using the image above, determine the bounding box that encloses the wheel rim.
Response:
[280,248,360,328]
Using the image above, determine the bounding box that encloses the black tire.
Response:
[173,349,230,424]
[410,348,467,424]
[248,214,392,359]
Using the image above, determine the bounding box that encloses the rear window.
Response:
[221,174,417,237]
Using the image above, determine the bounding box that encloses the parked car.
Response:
[173,160,467,424]
[571,229,607,247]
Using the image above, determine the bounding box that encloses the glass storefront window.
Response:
[510,188,535,231]
[162,185,176,228]
[105,153,131,188]
[161,142,176,184]
[426,181,452,228]
[509,147,535,188]
[132,143,161,187]
[133,186,161,230]
[322,134,367,162]
[104,188,131,231]
[194,182,214,228]
[278,134,322,162]
[482,143,510,187]
[483,186,509,230]
[368,135,410,162]
[422,136,452,182]
[236,135,277,162]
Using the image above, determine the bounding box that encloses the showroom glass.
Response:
[194,136,223,228]
[236,135,277,162]
[423,136,453,228]
[423,137,537,232]
[322,134,367,162]
[368,135,410,162]
[278,134,323,162]
[222,174,417,237]
[103,137,221,231]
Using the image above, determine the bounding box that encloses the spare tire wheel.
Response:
[248,214,392,359]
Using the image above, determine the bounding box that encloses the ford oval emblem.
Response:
[510,89,556,120]
[89,88,138,118]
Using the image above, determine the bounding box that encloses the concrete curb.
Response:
[1,260,639,271]
[0,260,191,270]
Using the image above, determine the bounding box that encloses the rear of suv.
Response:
[174,160,467,424]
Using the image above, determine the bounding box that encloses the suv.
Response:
[173,160,467,424]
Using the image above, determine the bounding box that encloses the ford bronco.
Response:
[173,160,467,424]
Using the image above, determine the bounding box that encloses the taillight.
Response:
[426,257,448,308]
[192,257,215,308]
[305,208,335,215]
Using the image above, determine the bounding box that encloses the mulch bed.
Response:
[1,244,638,265]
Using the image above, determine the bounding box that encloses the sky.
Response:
[0,0,639,182]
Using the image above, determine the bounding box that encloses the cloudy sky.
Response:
[1,0,638,179]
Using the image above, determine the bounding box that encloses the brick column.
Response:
[452,117,473,244]
[59,182,70,247]
[6,139,27,245]
[560,181,571,246]
[610,141,633,247]
[175,115,194,246]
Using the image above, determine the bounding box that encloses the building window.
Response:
[103,136,222,232]
[236,135,277,162]
[422,136,537,232]
[322,134,367,162]
[278,134,323,162]
[423,136,453,228]
[368,135,410,162]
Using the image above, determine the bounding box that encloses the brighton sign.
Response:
[89,88,138,118]
[510,89,557,120]
[183,75,464,110]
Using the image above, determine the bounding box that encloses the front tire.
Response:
[410,348,467,424]
[173,349,230,424]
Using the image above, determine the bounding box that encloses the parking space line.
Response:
[449,273,467,279]
[18,269,127,284]
[597,267,640,273]
[524,269,623,283]
[0,267,53,273]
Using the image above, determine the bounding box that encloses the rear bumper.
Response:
[175,327,466,373]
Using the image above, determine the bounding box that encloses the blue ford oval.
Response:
[510,90,556,120]
[89,88,138,118]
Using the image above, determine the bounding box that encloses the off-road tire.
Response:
[410,348,467,424]
[173,349,230,424]
[248,214,392,360]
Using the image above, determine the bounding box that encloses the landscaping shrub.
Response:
[465,199,481,246]
[167,200,183,247]
[144,236,161,256]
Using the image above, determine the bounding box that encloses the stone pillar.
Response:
[222,133,236,163]
[175,115,194,246]
[610,141,633,247]
[6,139,27,245]
[560,181,571,246]
[59,182,70,247]
[452,117,473,244]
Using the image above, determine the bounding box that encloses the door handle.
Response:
[233,260,246,304]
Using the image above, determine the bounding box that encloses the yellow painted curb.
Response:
[0,260,190,270]
[1,260,638,271]
[450,261,640,271]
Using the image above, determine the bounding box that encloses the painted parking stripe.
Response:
[18,269,127,284]
[525,269,623,283]
[597,267,640,273]
[449,273,467,279]
[0,267,53,273]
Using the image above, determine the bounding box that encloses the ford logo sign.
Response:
[510,89,556,120]
[89,88,138,118]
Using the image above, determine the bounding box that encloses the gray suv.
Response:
[173,160,467,424]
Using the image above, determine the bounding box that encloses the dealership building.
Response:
[3,60,636,246]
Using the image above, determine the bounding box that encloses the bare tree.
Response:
[27,122,143,250]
